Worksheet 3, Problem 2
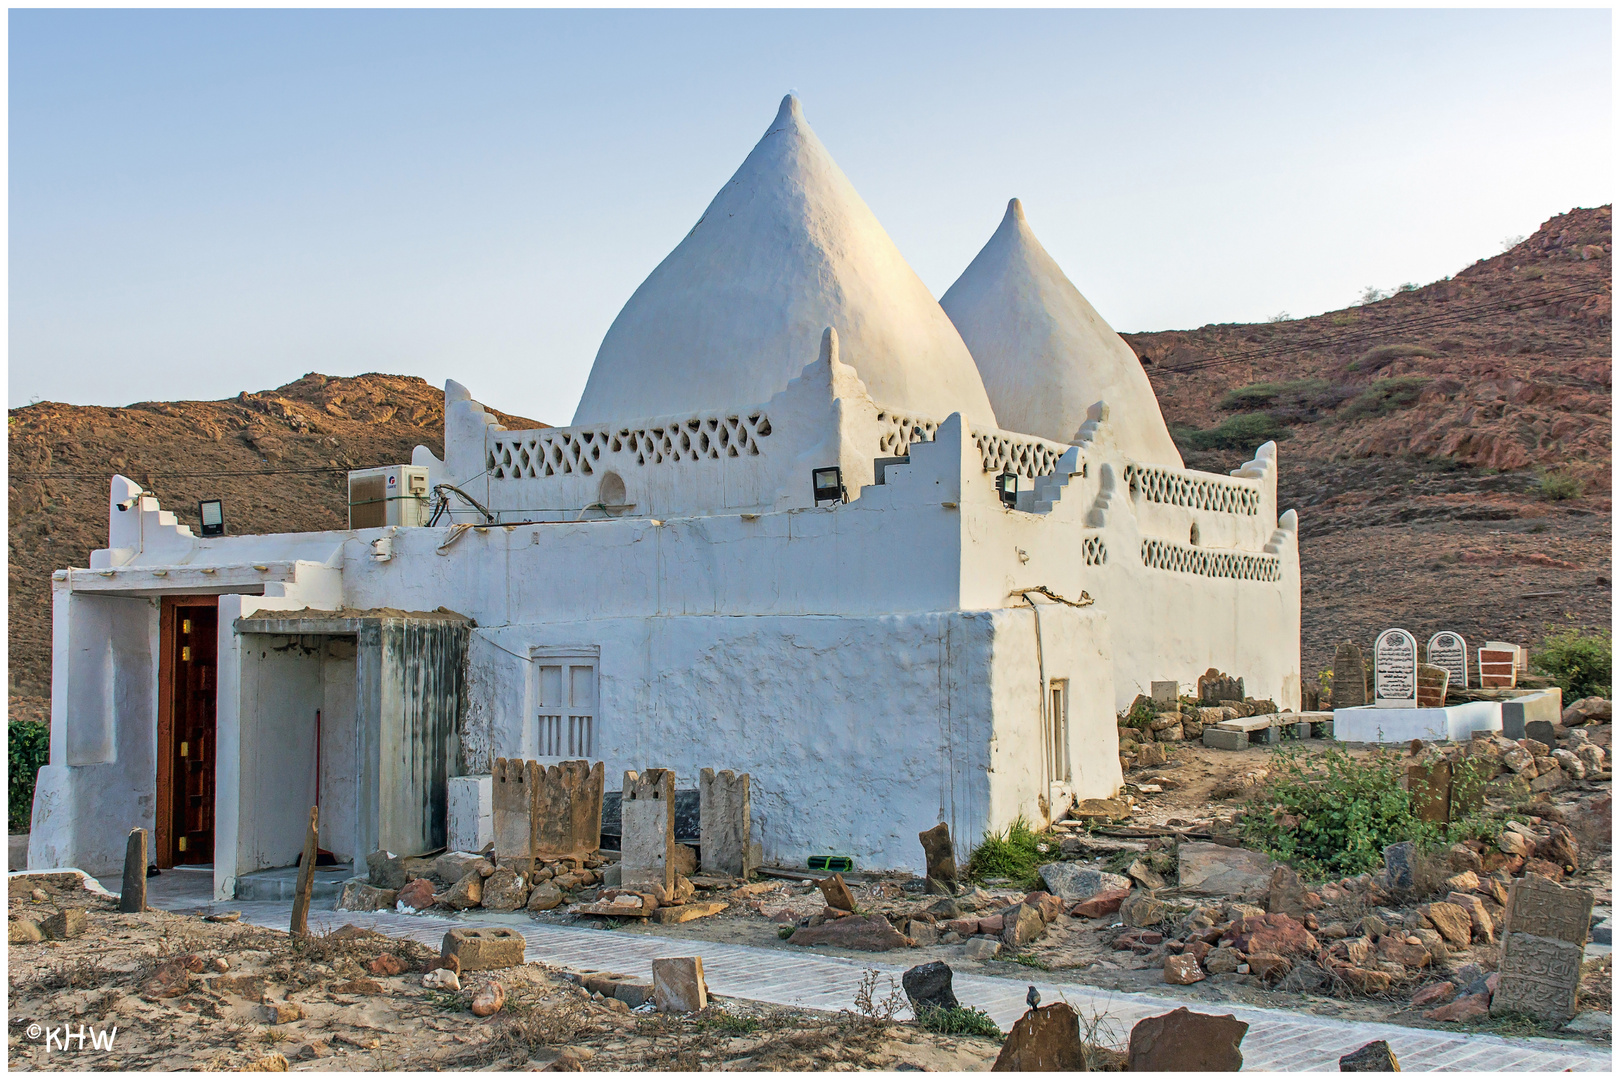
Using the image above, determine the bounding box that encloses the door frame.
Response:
[155,595,221,868]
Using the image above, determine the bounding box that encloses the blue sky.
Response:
[9,8,1611,422]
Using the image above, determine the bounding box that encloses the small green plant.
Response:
[423,988,468,1011]
[916,1004,1003,1039]
[1533,628,1612,700]
[1120,698,1155,730]
[9,720,49,832]
[966,816,1051,890]
[698,1010,760,1035]
[1006,952,1050,970]
[1340,376,1431,419]
[1239,746,1441,877]
[1176,413,1289,451]
[1349,344,1439,372]
[1537,469,1584,501]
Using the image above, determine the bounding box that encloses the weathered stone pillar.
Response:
[698,768,751,877]
[621,769,676,892]
[492,758,604,862]
[119,828,148,913]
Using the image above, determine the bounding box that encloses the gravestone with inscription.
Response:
[1490,875,1593,1021]
[1332,641,1368,708]
[1198,669,1243,706]
[1426,632,1468,691]
[1373,629,1419,708]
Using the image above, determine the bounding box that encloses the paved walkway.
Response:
[165,894,1610,1073]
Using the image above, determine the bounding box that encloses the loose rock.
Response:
[471,981,506,1017]
[1126,1007,1247,1071]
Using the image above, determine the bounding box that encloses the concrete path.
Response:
[165,894,1610,1073]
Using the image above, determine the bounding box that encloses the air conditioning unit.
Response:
[348,465,430,529]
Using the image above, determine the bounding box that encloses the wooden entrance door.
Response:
[157,598,219,867]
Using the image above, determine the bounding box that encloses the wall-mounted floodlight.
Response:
[996,470,1019,509]
[812,466,846,506]
[199,500,225,537]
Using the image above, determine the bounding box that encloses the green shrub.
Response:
[1178,413,1289,451]
[1537,470,1584,501]
[1218,379,1332,414]
[916,1004,1004,1039]
[1239,746,1441,877]
[1350,344,1439,372]
[1339,376,1430,420]
[1120,698,1155,730]
[966,816,1051,889]
[1533,628,1612,700]
[9,720,48,832]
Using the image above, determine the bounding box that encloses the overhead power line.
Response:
[1146,282,1608,377]
[11,464,353,482]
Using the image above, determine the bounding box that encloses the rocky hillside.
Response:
[7,209,1611,716]
[1128,206,1612,686]
[7,374,540,706]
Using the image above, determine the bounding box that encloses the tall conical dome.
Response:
[941,200,1182,467]
[572,96,998,428]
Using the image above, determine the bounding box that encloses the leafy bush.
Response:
[916,1004,1003,1039]
[1533,628,1612,700]
[966,816,1051,889]
[1339,376,1431,420]
[1120,697,1155,730]
[1350,344,1439,372]
[1239,746,1441,877]
[9,720,48,832]
[1537,470,1584,501]
[1177,413,1289,451]
[1218,379,1331,413]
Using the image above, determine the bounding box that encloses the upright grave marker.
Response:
[621,768,677,892]
[1426,632,1468,691]
[1416,664,1450,709]
[1478,641,1519,689]
[1373,629,1419,708]
[1332,641,1368,708]
[698,768,751,877]
[1491,875,1593,1020]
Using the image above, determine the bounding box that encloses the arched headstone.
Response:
[1374,628,1419,708]
[1426,632,1469,691]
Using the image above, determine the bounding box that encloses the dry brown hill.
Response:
[1127,205,1612,688]
[7,374,541,707]
[7,209,1612,717]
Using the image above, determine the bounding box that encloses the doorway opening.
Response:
[156,598,219,868]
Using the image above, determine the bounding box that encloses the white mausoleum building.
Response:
[30,97,1301,897]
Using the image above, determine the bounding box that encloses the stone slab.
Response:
[621,769,676,892]
[1202,728,1248,751]
[1216,716,1277,733]
[442,926,527,972]
[1332,701,1502,744]
[447,775,493,855]
[698,769,752,877]
[651,901,728,924]
[652,956,708,1013]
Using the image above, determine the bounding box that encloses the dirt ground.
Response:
[5,880,1001,1072]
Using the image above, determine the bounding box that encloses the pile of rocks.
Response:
[1463,729,1608,798]
[1117,692,1281,769]
[339,849,613,915]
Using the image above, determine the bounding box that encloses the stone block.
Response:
[41,908,88,940]
[651,901,728,924]
[1177,843,1273,900]
[992,1002,1083,1070]
[440,870,483,909]
[1332,642,1368,708]
[492,757,605,862]
[367,850,407,891]
[902,961,958,1012]
[1203,727,1248,751]
[1002,903,1046,946]
[621,768,677,892]
[433,851,490,882]
[698,768,752,877]
[818,873,857,911]
[481,867,530,911]
[918,822,956,894]
[1491,932,1583,1020]
[1383,841,1416,890]
[441,927,526,972]
[1503,874,1592,943]
[337,881,397,912]
[1037,863,1130,901]
[613,980,655,1008]
[1340,1040,1399,1071]
[652,956,707,1013]
[448,774,493,855]
[963,936,1001,960]
[1151,680,1179,707]
[1126,1007,1247,1071]
[789,913,910,951]
[1525,720,1558,748]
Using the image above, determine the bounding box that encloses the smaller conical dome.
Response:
[941,200,1182,467]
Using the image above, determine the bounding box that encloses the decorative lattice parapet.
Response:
[487,412,774,480]
[1139,538,1282,582]
[971,428,1070,478]
[875,410,939,458]
[1122,463,1263,516]
[1083,536,1108,566]
[491,758,604,861]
